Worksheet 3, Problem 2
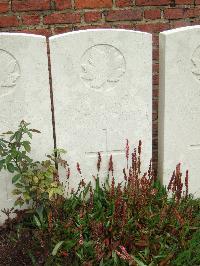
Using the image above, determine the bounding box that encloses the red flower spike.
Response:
[123,168,127,181]
[138,140,142,155]
[108,155,114,175]
[111,176,115,197]
[66,167,70,179]
[77,162,82,174]
[97,152,102,172]
[126,139,129,169]
[185,170,189,198]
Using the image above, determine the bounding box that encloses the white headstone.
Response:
[0,33,53,223]
[50,29,152,189]
[159,26,200,197]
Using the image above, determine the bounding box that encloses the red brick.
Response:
[115,24,135,29]
[153,74,159,85]
[54,26,71,34]
[18,28,52,36]
[175,0,193,3]
[172,21,191,27]
[84,11,101,22]
[22,14,40,25]
[164,8,184,19]
[75,0,112,9]
[136,0,170,5]
[12,0,50,12]
[153,35,159,46]
[164,8,200,19]
[44,13,81,24]
[153,48,159,60]
[195,0,200,3]
[77,24,111,30]
[106,9,142,21]
[0,15,19,27]
[144,9,161,19]
[136,22,169,33]
[115,0,132,7]
[153,87,159,97]
[153,63,159,73]
[0,2,9,13]
[54,0,71,10]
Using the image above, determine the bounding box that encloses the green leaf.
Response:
[14,197,24,207]
[5,155,12,164]
[0,159,5,171]
[15,131,22,142]
[33,215,41,229]
[23,192,31,201]
[132,256,147,266]
[52,241,64,256]
[64,240,76,250]
[27,131,32,139]
[12,188,22,195]
[7,163,15,173]
[30,129,41,133]
[23,141,31,153]
[12,174,22,184]
[2,131,13,135]
[112,251,118,265]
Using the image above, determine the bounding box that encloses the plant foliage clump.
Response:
[0,122,199,266]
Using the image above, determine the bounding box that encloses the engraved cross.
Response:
[85,128,125,157]
[190,143,200,150]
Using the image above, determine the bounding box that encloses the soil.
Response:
[0,226,32,266]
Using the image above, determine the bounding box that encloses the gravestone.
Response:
[0,33,53,223]
[158,26,200,197]
[49,29,152,189]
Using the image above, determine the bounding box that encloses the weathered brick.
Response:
[77,24,111,30]
[106,9,142,21]
[153,35,159,46]
[84,11,101,22]
[0,2,9,13]
[54,26,71,34]
[12,0,50,12]
[153,48,159,60]
[54,0,71,10]
[136,0,170,5]
[144,9,161,19]
[172,21,191,27]
[115,0,133,7]
[175,0,194,3]
[75,0,112,9]
[44,13,81,24]
[0,15,19,27]
[164,8,200,19]
[153,63,159,73]
[136,22,169,33]
[18,28,52,36]
[115,24,135,29]
[22,14,40,25]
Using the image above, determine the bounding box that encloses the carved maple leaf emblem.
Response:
[81,45,126,89]
[0,50,20,88]
[191,46,200,80]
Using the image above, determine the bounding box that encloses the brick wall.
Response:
[1,0,200,172]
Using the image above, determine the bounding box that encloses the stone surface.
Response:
[0,33,53,223]
[158,26,200,197]
[50,29,152,190]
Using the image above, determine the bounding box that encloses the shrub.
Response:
[0,122,200,266]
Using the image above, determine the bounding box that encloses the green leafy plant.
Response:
[0,120,64,209]
[0,122,200,266]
